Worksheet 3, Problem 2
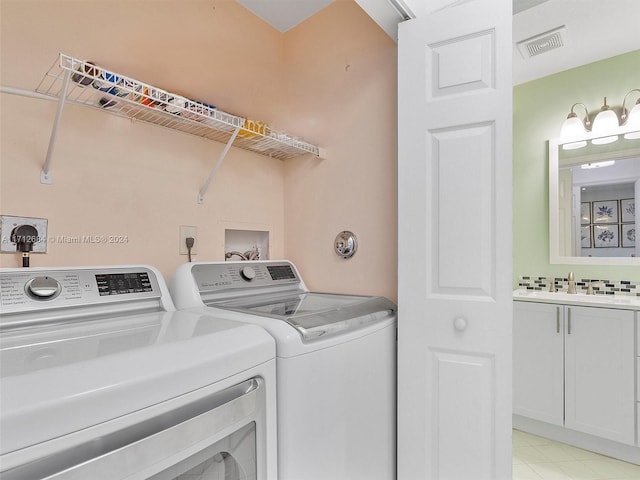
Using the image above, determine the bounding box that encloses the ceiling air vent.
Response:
[517,26,566,59]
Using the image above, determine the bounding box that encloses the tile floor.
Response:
[513,430,640,480]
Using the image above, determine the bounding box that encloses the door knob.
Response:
[453,317,468,331]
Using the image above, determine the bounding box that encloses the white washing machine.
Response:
[169,260,397,480]
[0,265,277,480]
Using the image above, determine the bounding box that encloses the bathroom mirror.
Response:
[549,126,640,265]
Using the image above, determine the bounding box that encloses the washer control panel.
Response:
[193,261,301,294]
[0,267,161,314]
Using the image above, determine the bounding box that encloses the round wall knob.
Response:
[334,231,358,259]
[453,317,468,331]
[25,276,61,300]
[240,266,256,281]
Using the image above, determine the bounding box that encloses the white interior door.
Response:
[397,1,513,478]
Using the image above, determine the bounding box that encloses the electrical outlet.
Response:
[0,215,48,253]
[179,225,197,255]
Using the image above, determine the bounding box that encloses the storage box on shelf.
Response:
[36,54,321,161]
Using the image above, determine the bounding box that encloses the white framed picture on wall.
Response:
[592,200,619,224]
[580,226,591,248]
[621,224,636,248]
[621,198,635,223]
[580,202,591,224]
[593,224,619,248]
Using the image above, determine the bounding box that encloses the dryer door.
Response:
[2,379,261,480]
[148,422,256,480]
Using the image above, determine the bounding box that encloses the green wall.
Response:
[513,49,640,285]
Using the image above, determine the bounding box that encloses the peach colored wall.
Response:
[0,0,286,277]
[1,0,398,300]
[282,2,398,301]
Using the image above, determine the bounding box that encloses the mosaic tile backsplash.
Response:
[517,276,640,296]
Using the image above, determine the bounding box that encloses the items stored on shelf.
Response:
[36,54,321,160]
[4,53,325,202]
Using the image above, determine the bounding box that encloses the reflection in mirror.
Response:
[549,128,640,265]
[568,162,637,257]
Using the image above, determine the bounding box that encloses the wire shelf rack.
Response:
[36,54,321,161]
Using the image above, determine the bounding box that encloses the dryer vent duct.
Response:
[517,26,566,59]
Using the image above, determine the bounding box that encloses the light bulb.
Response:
[559,103,589,149]
[591,97,619,144]
[560,115,587,138]
[623,101,640,139]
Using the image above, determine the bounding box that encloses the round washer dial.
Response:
[239,266,256,281]
[25,276,62,300]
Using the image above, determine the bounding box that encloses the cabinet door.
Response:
[513,302,564,425]
[564,306,635,445]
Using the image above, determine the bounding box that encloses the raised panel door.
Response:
[513,301,564,425]
[397,0,512,478]
[564,306,635,445]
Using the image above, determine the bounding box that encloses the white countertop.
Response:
[513,289,640,310]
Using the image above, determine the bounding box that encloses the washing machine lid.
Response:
[0,309,275,455]
[211,292,396,341]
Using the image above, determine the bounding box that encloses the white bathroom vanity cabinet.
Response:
[513,296,639,464]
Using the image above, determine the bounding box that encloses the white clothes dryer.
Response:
[169,260,397,480]
[0,265,277,480]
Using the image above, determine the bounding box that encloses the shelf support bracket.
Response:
[198,126,241,204]
[41,68,72,184]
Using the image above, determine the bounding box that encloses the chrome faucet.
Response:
[567,272,577,294]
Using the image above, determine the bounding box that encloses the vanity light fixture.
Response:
[559,89,640,147]
[559,103,590,150]
[591,97,619,144]
[621,89,640,139]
